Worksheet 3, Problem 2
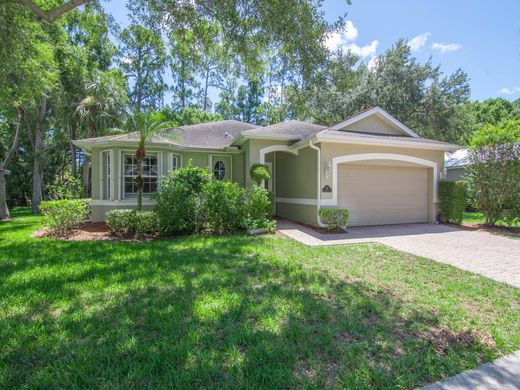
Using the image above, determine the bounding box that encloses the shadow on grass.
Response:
[0,222,504,388]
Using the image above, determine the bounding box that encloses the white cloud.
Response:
[345,40,379,58]
[343,20,359,41]
[408,33,431,51]
[498,86,520,95]
[431,42,462,54]
[325,20,359,51]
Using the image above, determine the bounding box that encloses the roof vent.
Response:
[224,131,232,138]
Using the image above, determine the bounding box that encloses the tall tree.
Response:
[119,24,168,112]
[0,3,58,218]
[169,28,200,110]
[288,40,470,142]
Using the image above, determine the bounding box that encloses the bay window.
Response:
[123,153,158,197]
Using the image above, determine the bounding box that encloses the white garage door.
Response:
[338,164,428,226]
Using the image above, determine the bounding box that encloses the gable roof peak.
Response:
[329,106,420,138]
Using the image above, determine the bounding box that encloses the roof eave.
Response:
[72,139,240,153]
[315,133,460,151]
[232,133,298,146]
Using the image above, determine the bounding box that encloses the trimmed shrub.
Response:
[241,185,274,232]
[40,199,91,236]
[319,208,349,230]
[249,163,271,185]
[244,185,272,221]
[154,165,210,235]
[202,181,245,233]
[438,181,466,224]
[106,209,159,238]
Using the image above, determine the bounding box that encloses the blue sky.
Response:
[103,0,520,102]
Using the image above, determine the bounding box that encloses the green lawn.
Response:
[1,209,519,389]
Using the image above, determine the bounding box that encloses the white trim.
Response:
[92,199,157,206]
[209,154,232,181]
[276,197,317,206]
[259,145,298,164]
[99,150,115,201]
[109,149,114,200]
[308,141,327,227]
[167,152,183,172]
[314,134,458,151]
[120,150,160,199]
[320,153,439,207]
[265,162,273,192]
[329,107,420,138]
[98,150,103,200]
[231,133,296,146]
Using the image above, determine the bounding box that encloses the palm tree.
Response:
[126,111,176,210]
[76,72,128,196]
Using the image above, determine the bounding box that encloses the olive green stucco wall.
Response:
[274,146,318,226]
[90,146,243,221]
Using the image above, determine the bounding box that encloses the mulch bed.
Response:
[32,222,280,241]
[449,221,520,236]
[32,222,115,241]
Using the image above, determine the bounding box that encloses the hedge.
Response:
[438,181,466,224]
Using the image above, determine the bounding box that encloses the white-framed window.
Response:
[213,160,226,180]
[123,153,158,197]
[172,154,180,170]
[103,151,111,199]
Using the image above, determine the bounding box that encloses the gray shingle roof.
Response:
[76,120,258,149]
[241,120,326,140]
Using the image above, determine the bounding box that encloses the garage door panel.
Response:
[338,164,428,226]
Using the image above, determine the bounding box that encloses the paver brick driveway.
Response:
[277,220,520,288]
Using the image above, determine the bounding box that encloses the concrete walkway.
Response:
[423,351,520,390]
[277,220,520,288]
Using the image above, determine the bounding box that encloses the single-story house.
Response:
[74,107,459,227]
[445,149,468,181]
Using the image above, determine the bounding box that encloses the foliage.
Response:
[39,199,91,235]
[249,163,271,185]
[202,181,245,233]
[319,208,350,230]
[76,69,129,138]
[243,184,272,222]
[469,120,520,148]
[47,173,83,200]
[106,209,159,238]
[154,164,211,235]
[438,181,466,224]
[466,121,520,225]
[119,24,168,112]
[288,40,470,143]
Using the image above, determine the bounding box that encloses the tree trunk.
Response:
[203,68,210,111]
[81,153,90,197]
[31,97,46,214]
[0,169,9,219]
[0,108,24,219]
[69,123,77,178]
[136,148,144,211]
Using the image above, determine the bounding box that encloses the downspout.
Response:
[308,140,328,228]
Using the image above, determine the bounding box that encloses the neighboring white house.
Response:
[445,149,468,181]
